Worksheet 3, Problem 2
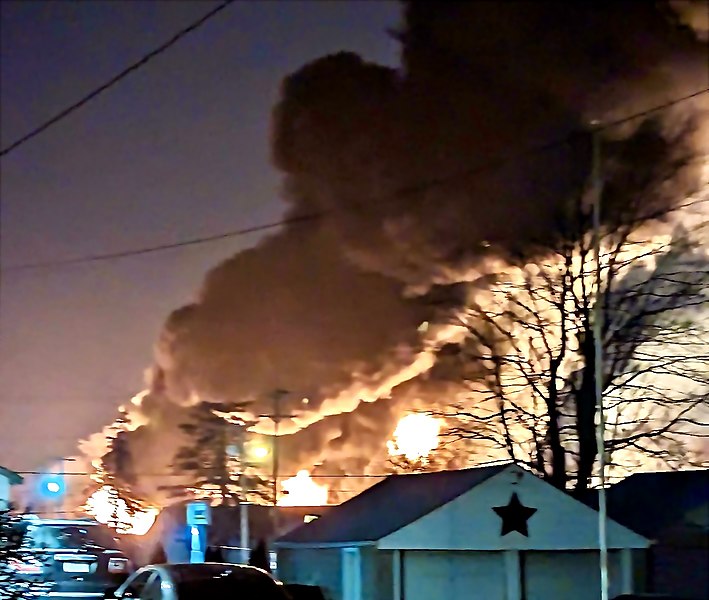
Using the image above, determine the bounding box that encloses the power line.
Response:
[3,213,322,272]
[17,470,390,478]
[0,0,235,158]
[2,87,707,273]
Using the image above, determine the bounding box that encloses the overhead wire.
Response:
[3,86,707,274]
[0,0,235,159]
[18,470,391,479]
[3,213,322,272]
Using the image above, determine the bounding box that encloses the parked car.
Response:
[12,517,132,598]
[284,583,326,600]
[113,563,291,599]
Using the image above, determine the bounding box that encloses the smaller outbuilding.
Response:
[275,464,649,600]
[0,465,24,510]
[587,468,708,600]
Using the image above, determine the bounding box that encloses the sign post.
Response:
[186,502,211,563]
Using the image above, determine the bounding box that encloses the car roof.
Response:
[145,563,278,582]
[24,518,100,526]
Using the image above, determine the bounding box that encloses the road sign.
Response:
[186,501,211,526]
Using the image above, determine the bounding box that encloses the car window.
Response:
[28,524,119,550]
[26,525,61,549]
[141,573,163,600]
[122,570,153,597]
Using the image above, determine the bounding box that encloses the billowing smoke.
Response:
[94,1,708,501]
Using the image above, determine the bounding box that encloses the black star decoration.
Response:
[493,492,537,537]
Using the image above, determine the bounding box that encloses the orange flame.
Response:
[387,413,441,462]
[278,470,329,506]
[84,486,158,535]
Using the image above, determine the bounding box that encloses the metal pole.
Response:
[272,392,280,507]
[592,126,609,600]
[59,458,65,518]
[239,429,250,564]
[240,501,249,564]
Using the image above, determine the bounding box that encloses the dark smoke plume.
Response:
[115,1,707,496]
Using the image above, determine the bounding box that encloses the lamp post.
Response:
[236,434,270,564]
[39,457,74,517]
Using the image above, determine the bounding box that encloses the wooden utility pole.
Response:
[260,389,292,506]
[257,389,295,544]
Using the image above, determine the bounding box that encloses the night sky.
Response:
[0,1,399,470]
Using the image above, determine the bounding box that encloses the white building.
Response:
[275,464,649,600]
[0,465,23,510]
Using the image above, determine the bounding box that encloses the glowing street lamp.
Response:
[40,475,65,498]
[249,445,269,460]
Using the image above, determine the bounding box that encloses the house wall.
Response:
[361,547,393,600]
[650,545,709,600]
[0,475,10,510]
[278,547,343,600]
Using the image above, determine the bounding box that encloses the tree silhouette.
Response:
[91,413,152,530]
[248,539,271,573]
[169,402,271,505]
[433,122,708,490]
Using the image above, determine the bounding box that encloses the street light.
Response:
[249,446,269,460]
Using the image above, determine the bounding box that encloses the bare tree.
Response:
[437,123,708,490]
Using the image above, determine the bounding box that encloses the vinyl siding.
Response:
[278,547,343,600]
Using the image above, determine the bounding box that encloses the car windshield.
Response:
[172,565,287,600]
[29,524,120,550]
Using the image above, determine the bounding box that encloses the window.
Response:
[28,524,119,550]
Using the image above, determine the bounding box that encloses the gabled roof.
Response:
[608,469,707,538]
[276,464,508,546]
[579,469,708,538]
[0,466,24,485]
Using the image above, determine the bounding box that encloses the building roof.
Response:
[156,503,333,545]
[0,465,24,485]
[579,469,708,538]
[276,464,508,545]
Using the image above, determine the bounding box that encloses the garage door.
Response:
[525,551,622,600]
[403,551,506,600]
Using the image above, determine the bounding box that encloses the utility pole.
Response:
[591,125,609,600]
[257,389,293,506]
[271,391,282,507]
[258,389,295,539]
[238,426,250,565]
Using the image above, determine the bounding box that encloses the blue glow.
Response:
[38,474,65,498]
